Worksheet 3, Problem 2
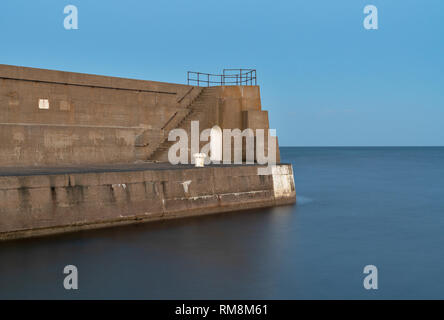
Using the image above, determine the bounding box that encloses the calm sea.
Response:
[1,147,443,299]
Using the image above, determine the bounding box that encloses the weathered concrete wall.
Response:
[0,164,296,240]
[151,85,281,163]
[0,64,195,166]
[211,86,280,163]
[0,65,279,166]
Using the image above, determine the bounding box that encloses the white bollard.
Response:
[193,153,206,167]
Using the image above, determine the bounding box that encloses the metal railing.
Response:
[187,69,257,87]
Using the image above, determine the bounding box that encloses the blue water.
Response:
[1,147,443,299]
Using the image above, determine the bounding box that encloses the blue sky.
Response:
[1,0,442,146]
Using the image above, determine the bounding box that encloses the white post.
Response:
[193,153,206,167]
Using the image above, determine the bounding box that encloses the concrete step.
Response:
[148,87,217,161]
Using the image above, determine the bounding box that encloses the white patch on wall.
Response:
[271,165,295,199]
[181,180,192,193]
[39,99,50,110]
[112,183,127,190]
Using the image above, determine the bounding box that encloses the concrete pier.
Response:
[0,163,295,240]
[0,65,296,240]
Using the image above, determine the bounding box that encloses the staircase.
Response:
[147,87,218,162]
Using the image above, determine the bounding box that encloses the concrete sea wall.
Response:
[0,164,295,240]
[0,64,195,166]
[0,65,295,240]
[0,64,278,166]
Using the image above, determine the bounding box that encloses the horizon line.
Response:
[280,146,444,148]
